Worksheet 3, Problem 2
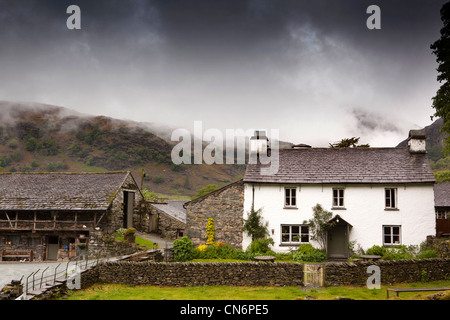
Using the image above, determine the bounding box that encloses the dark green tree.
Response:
[329,137,370,148]
[431,1,450,153]
[242,207,269,241]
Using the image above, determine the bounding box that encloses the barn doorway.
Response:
[47,236,59,260]
[123,191,135,228]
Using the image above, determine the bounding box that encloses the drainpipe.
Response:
[251,184,255,210]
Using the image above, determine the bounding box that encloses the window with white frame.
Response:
[383,225,401,245]
[385,188,397,209]
[436,210,449,219]
[332,188,345,207]
[281,225,309,244]
[284,187,297,207]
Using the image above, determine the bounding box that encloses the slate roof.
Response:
[244,148,435,184]
[434,182,450,207]
[0,172,131,211]
[151,200,187,223]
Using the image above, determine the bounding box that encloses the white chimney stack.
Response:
[250,130,269,156]
[407,129,426,154]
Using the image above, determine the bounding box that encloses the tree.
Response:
[242,207,269,241]
[25,137,37,152]
[431,1,450,153]
[329,137,370,148]
[191,184,219,200]
[308,204,335,250]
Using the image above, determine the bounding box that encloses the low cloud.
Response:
[350,107,404,135]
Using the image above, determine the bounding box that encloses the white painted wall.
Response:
[242,183,436,253]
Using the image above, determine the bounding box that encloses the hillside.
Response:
[397,117,447,161]
[396,117,449,182]
[0,101,245,199]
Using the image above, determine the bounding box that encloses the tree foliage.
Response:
[308,204,335,250]
[242,207,269,241]
[329,137,370,148]
[191,184,219,200]
[431,1,450,153]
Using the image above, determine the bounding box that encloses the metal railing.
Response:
[7,244,162,299]
[22,254,101,297]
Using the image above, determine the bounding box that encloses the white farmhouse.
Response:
[242,130,436,258]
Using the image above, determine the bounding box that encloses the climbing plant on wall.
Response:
[206,218,215,245]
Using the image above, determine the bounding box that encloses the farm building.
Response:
[0,171,149,261]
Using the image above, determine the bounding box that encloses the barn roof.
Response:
[150,200,187,223]
[0,171,133,211]
[244,148,435,184]
[434,182,450,208]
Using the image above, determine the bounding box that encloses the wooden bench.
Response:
[387,287,450,299]
[1,249,33,261]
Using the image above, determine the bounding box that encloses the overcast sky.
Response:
[0,0,447,146]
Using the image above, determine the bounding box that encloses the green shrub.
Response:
[173,236,195,262]
[25,137,37,152]
[246,238,274,254]
[381,245,416,260]
[416,249,439,259]
[114,228,126,238]
[366,245,387,257]
[153,175,165,184]
[293,244,327,262]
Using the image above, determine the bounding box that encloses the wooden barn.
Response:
[0,171,148,261]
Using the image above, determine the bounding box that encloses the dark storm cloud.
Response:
[0,0,447,146]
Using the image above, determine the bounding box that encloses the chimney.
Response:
[407,129,426,154]
[250,130,269,156]
[292,143,311,149]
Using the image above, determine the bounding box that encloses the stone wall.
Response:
[82,258,450,288]
[186,180,244,248]
[95,261,304,287]
[17,258,450,299]
[157,210,185,240]
[324,258,450,286]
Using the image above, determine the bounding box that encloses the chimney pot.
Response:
[407,129,426,154]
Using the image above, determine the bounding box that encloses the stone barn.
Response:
[185,180,244,249]
[148,200,186,240]
[435,182,450,237]
[0,171,149,261]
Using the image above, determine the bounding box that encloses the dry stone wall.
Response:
[95,261,304,287]
[80,258,450,288]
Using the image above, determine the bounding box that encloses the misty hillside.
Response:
[396,117,447,162]
[0,101,245,198]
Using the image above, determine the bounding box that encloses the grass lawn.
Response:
[114,235,156,249]
[66,280,450,300]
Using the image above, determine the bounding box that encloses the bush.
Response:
[366,245,387,257]
[416,249,439,259]
[11,150,23,162]
[293,244,327,262]
[380,245,417,260]
[193,242,256,261]
[153,175,165,184]
[25,137,37,152]
[246,238,274,254]
[173,236,195,262]
[124,227,136,237]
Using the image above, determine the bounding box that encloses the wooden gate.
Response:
[303,264,324,287]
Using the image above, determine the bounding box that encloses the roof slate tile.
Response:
[243,148,435,184]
